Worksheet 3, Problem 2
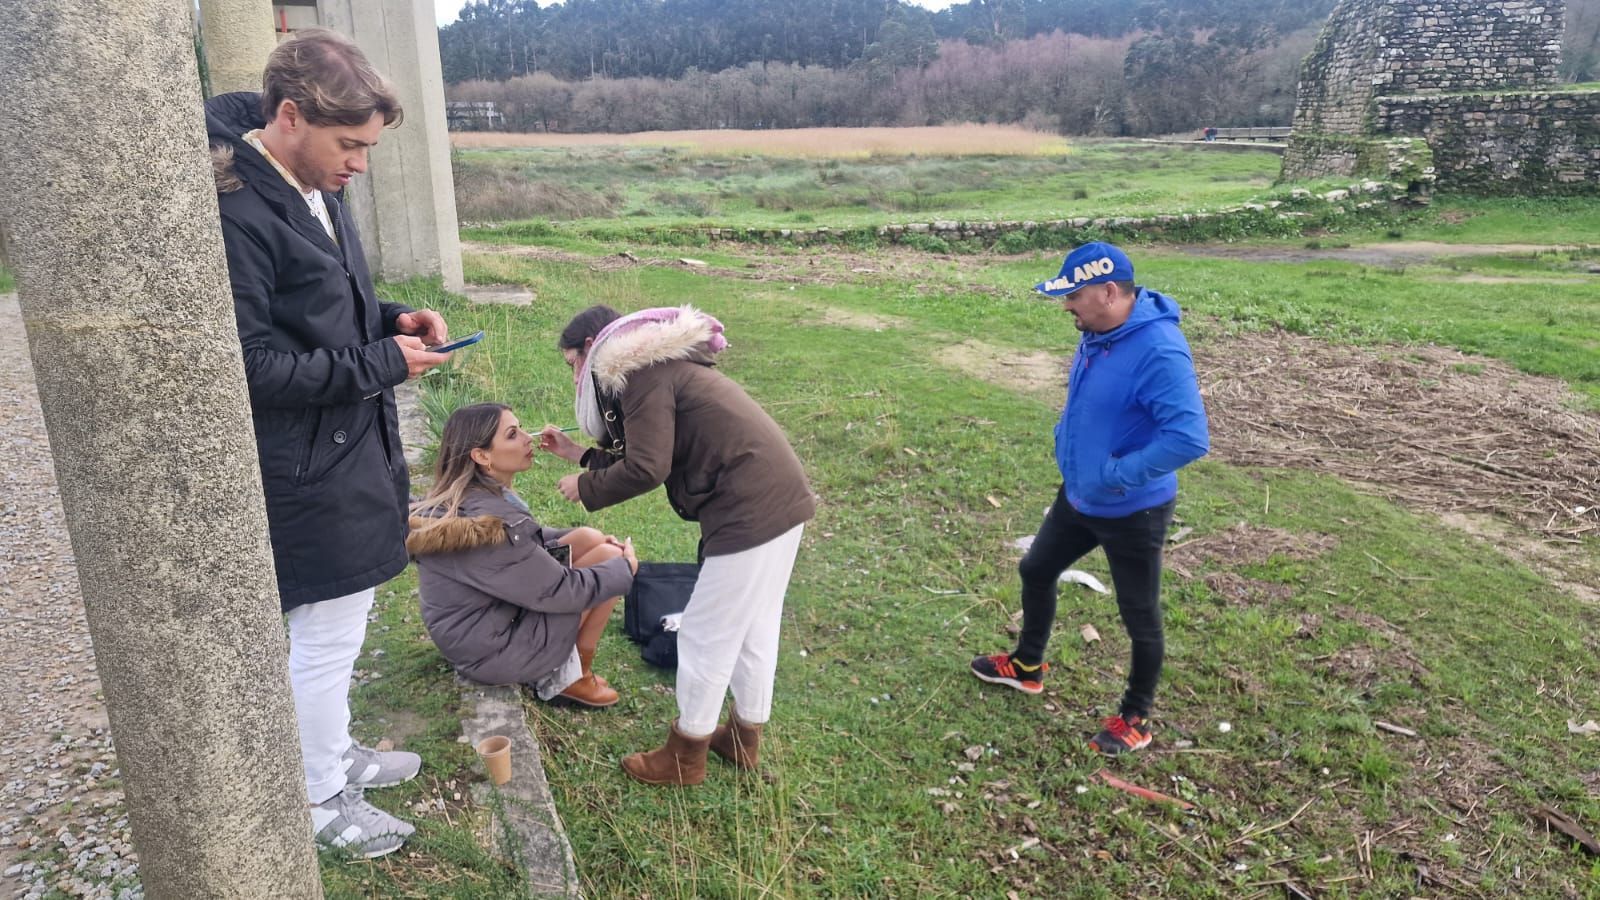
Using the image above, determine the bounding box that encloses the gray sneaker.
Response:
[341,741,421,789]
[310,787,415,859]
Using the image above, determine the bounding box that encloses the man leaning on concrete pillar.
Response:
[204,27,455,857]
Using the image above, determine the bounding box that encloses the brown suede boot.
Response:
[708,710,763,770]
[558,650,619,708]
[558,673,619,707]
[621,722,709,785]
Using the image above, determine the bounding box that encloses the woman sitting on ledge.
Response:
[407,402,636,707]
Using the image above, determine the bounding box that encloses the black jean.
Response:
[1014,486,1175,719]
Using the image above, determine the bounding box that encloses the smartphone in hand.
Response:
[426,330,485,353]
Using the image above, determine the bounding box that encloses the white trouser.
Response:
[286,587,373,804]
[675,524,804,737]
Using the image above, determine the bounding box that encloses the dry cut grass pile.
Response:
[1198,328,1600,539]
[451,124,1072,158]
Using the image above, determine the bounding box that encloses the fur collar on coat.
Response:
[405,515,507,556]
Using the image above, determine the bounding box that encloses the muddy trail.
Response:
[1171,240,1598,267]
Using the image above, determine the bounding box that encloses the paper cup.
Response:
[476,735,512,785]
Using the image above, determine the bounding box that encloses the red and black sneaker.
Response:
[1089,714,1153,755]
[968,653,1048,695]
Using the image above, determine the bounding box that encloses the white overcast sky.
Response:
[435,0,956,26]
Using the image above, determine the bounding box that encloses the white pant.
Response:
[286,587,373,804]
[675,524,804,737]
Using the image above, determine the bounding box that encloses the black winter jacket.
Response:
[205,92,413,611]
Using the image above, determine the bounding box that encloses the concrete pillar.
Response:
[317,0,464,290]
[0,2,322,898]
[199,0,279,95]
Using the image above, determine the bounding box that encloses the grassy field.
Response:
[1404,196,1600,246]
[308,129,1600,897]
[325,192,1600,895]
[452,139,1286,228]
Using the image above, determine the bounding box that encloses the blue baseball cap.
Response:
[1034,242,1135,297]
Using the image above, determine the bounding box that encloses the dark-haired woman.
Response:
[540,305,815,785]
[408,402,637,706]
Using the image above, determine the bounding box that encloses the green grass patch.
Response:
[942,249,1600,404]
[0,264,14,293]
[1407,196,1600,245]
[341,260,1599,896]
[453,142,1283,230]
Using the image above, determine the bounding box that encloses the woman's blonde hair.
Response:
[411,402,510,521]
[261,27,403,128]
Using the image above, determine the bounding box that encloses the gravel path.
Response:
[0,293,139,900]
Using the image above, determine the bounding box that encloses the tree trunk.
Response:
[0,1,322,896]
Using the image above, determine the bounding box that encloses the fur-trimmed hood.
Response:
[574,306,727,440]
[588,306,723,395]
[212,144,245,194]
[405,515,508,556]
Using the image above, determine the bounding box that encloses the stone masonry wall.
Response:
[1292,0,1564,137]
[1376,1,1563,94]
[1376,90,1600,192]
[1284,0,1568,183]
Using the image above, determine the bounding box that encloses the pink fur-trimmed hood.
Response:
[574,306,727,439]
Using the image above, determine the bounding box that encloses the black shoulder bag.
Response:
[623,562,700,669]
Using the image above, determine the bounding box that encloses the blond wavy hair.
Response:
[261,27,403,128]
[411,403,511,523]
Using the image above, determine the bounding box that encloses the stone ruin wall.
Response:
[1376,1,1562,94]
[1283,0,1576,188]
[1376,91,1600,191]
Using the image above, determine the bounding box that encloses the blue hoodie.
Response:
[1054,287,1210,517]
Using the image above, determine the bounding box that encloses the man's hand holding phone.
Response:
[395,309,448,346]
[425,330,485,353]
[394,335,450,379]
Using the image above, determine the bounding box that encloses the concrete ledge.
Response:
[400,295,577,896]
[459,679,582,898]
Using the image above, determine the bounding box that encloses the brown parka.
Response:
[575,311,816,557]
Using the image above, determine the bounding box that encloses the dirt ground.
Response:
[1172,240,1592,266]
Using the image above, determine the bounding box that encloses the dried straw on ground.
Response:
[1199,327,1600,539]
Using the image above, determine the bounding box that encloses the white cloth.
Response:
[286,587,373,804]
[674,524,804,736]
[528,647,583,701]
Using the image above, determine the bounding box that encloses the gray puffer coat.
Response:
[406,488,633,685]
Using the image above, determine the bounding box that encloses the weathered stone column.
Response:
[0,2,322,897]
[317,0,465,290]
[198,0,280,96]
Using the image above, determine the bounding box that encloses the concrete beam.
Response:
[0,1,322,896]
[316,0,464,290]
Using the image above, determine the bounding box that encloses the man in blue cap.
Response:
[970,242,1209,754]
